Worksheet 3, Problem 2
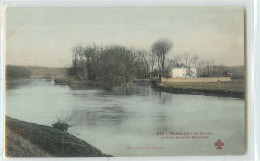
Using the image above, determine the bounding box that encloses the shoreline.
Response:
[7,78,245,99]
[5,116,112,157]
[151,81,245,99]
[63,78,135,89]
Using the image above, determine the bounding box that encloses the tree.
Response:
[136,50,150,78]
[69,44,141,87]
[151,38,173,78]
[148,52,157,72]
[191,55,199,68]
[72,45,85,80]
[165,58,175,78]
[173,55,182,67]
[183,53,189,66]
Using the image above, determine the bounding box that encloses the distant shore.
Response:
[6,77,245,99]
[151,79,245,99]
[59,78,136,89]
[5,116,112,157]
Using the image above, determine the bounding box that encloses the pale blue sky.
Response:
[6,7,244,67]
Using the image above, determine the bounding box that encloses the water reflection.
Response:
[157,92,174,105]
[71,105,130,127]
[7,79,55,90]
[152,106,171,132]
[69,82,154,97]
[6,79,245,156]
[6,80,33,90]
[107,83,152,96]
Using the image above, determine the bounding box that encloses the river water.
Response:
[6,79,245,156]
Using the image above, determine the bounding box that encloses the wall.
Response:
[172,68,187,78]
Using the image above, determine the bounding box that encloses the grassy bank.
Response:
[5,117,112,157]
[152,79,245,99]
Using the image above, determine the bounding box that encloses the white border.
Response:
[1,0,5,160]
[0,0,255,161]
[254,0,260,160]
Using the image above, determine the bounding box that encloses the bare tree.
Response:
[197,60,206,76]
[151,38,173,78]
[72,46,86,80]
[191,55,199,68]
[173,55,182,67]
[165,58,175,77]
[148,52,157,72]
[137,50,150,78]
[188,55,199,68]
[183,53,190,66]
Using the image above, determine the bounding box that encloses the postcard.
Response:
[5,7,245,157]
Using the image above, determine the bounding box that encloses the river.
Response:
[6,79,245,156]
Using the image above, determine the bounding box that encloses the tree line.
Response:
[67,38,174,86]
[6,65,32,80]
[170,53,244,78]
[67,38,244,86]
[67,45,149,86]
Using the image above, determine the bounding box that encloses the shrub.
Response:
[52,115,72,132]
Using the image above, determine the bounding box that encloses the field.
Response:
[153,79,245,98]
[159,79,245,92]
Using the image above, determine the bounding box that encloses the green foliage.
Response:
[68,44,150,86]
[6,65,32,80]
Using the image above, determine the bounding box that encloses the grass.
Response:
[159,79,245,92]
[5,116,112,157]
[152,79,245,99]
[6,126,52,157]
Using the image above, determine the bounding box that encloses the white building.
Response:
[172,67,187,78]
[171,67,197,78]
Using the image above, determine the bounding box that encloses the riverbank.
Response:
[5,116,112,157]
[58,78,135,89]
[6,65,67,81]
[151,79,245,99]
[6,78,31,84]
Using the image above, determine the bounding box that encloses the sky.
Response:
[6,7,244,67]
